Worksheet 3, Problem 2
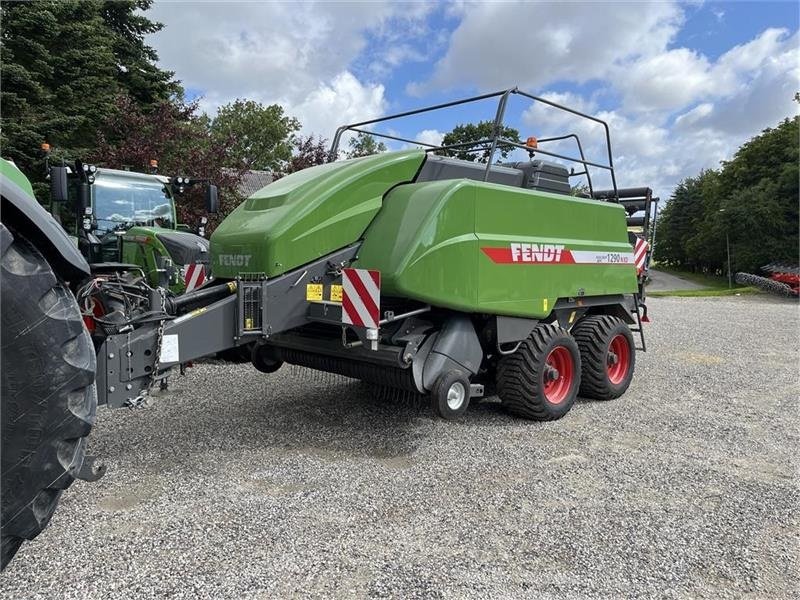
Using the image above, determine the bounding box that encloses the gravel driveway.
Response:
[2,295,798,599]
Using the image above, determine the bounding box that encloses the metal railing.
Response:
[328,87,619,201]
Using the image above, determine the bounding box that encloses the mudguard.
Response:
[0,160,90,281]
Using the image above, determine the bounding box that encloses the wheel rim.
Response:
[607,334,630,385]
[542,346,574,404]
[447,381,466,410]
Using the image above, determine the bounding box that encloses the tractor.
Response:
[1,88,655,569]
[46,154,219,294]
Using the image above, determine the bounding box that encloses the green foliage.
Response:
[654,116,799,275]
[91,96,246,233]
[0,0,177,200]
[346,132,387,159]
[284,135,329,175]
[210,100,300,171]
[100,1,181,106]
[439,120,521,163]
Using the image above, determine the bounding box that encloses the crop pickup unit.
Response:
[1,88,655,568]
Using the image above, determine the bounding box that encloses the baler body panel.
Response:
[210,150,425,278]
[355,178,638,318]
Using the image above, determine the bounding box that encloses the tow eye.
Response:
[73,455,107,482]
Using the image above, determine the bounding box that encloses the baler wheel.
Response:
[1,225,98,570]
[571,315,635,400]
[251,343,284,373]
[431,370,471,420]
[496,324,581,421]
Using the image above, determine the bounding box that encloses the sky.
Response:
[146,0,799,199]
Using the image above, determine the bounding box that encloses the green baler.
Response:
[2,89,656,567]
[212,151,637,316]
[199,89,653,421]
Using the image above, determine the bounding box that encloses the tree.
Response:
[210,100,300,171]
[654,116,799,275]
[346,132,387,158]
[439,120,521,163]
[100,0,181,106]
[91,95,246,232]
[653,174,707,268]
[284,135,329,175]
[0,0,178,200]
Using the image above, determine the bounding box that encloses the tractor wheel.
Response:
[496,324,581,421]
[431,370,471,420]
[1,224,98,570]
[571,315,635,400]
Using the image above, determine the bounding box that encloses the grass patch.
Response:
[648,287,761,298]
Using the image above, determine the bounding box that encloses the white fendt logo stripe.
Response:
[510,243,565,262]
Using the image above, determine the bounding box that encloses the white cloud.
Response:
[293,72,386,141]
[614,48,711,112]
[143,0,799,203]
[614,28,797,113]
[673,103,714,130]
[409,1,683,95]
[147,1,426,138]
[415,129,445,147]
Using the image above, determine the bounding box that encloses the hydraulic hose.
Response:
[168,281,237,314]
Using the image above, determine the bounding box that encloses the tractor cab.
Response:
[48,161,219,293]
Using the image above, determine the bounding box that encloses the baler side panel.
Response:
[210,150,426,278]
[475,184,638,317]
[355,180,480,312]
[357,179,638,318]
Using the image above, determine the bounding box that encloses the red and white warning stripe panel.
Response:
[633,237,649,274]
[183,263,206,292]
[341,268,381,330]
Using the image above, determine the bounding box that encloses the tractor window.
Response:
[93,177,175,233]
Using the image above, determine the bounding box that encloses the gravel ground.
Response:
[2,295,798,599]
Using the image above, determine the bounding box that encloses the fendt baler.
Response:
[1,88,654,567]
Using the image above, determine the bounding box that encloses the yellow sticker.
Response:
[568,310,576,324]
[330,284,343,303]
[543,298,549,312]
[306,283,323,302]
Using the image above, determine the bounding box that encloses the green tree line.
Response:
[654,116,799,275]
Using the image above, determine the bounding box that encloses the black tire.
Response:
[571,315,635,400]
[251,343,284,373]
[431,370,471,420]
[496,323,581,421]
[1,225,97,570]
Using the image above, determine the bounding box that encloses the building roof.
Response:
[237,169,273,197]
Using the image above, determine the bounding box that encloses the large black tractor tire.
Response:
[496,323,581,421]
[571,315,635,400]
[1,225,98,570]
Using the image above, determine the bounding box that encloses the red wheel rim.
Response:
[607,334,630,385]
[542,346,574,404]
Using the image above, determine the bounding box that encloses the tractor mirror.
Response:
[77,183,90,215]
[50,167,68,202]
[205,184,219,214]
